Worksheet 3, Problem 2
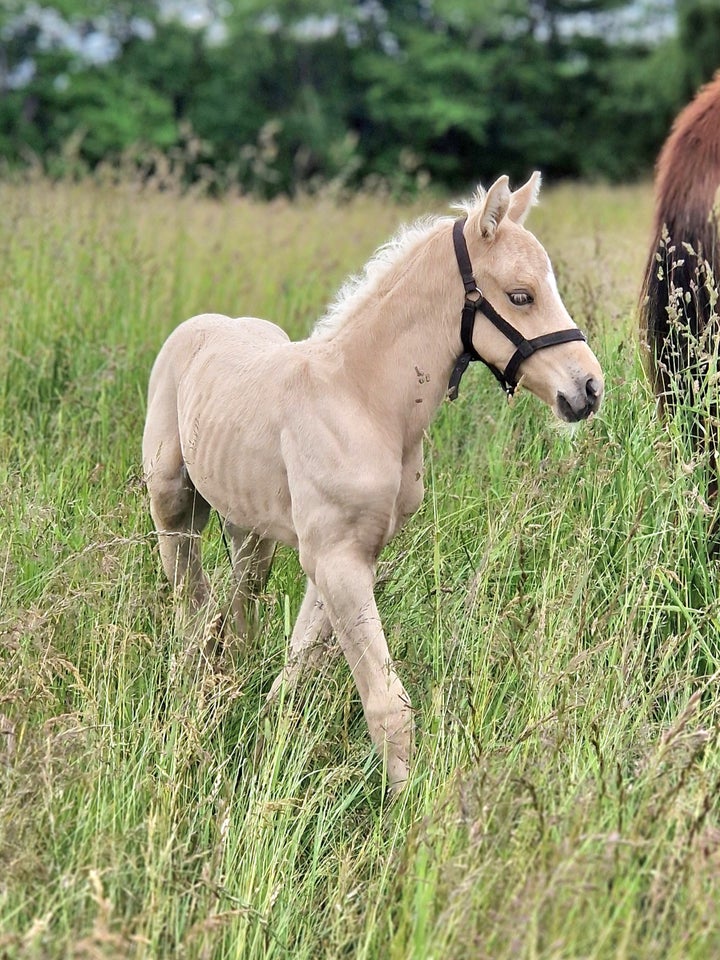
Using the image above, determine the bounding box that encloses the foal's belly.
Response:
[210,475,298,547]
[183,436,298,548]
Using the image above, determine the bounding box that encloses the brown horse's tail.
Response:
[640,213,719,408]
[641,71,720,493]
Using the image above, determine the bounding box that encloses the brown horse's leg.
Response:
[266,579,334,702]
[312,549,413,792]
[224,524,275,638]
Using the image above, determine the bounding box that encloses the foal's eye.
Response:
[508,291,534,307]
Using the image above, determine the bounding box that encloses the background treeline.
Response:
[1,0,719,196]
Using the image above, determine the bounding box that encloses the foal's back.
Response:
[148,313,292,415]
[149,313,290,392]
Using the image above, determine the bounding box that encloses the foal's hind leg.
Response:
[224,523,275,638]
[148,464,213,614]
[266,579,334,702]
[143,406,215,647]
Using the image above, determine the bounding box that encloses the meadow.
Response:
[1,175,719,959]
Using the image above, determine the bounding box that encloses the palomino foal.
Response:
[143,173,604,790]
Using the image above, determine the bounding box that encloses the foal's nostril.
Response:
[586,377,600,400]
[557,384,600,422]
[585,376,603,412]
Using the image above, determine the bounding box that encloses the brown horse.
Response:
[143,173,604,791]
[640,71,720,410]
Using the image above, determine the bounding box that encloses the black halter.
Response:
[447,217,587,400]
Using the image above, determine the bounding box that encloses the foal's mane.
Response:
[312,188,487,337]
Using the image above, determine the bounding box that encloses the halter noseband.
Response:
[447,217,587,401]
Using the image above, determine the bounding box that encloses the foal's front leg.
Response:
[312,547,413,792]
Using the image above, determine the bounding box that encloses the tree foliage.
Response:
[0,0,717,194]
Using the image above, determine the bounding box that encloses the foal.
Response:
[143,173,604,790]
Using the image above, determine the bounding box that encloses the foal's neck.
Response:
[327,225,462,443]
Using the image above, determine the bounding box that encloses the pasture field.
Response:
[1,176,719,960]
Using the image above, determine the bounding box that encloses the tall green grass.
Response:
[1,177,719,959]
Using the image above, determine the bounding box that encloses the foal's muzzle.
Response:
[556,376,603,422]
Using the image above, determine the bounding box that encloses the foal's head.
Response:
[462,173,604,422]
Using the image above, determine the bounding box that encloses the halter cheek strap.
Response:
[447,217,587,400]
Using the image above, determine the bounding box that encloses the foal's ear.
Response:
[508,171,542,225]
[476,175,511,240]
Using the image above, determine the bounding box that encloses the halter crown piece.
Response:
[447,217,587,400]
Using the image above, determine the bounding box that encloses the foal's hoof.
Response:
[193,614,222,667]
[197,609,235,665]
[265,669,288,706]
[387,769,410,797]
[204,609,225,644]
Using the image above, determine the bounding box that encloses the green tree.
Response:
[677,0,720,96]
[0,0,701,194]
[210,2,361,193]
[352,0,677,186]
[0,2,175,168]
